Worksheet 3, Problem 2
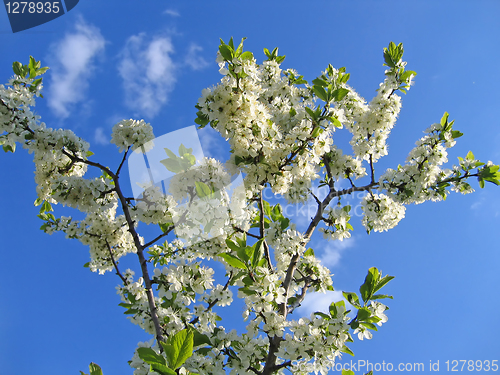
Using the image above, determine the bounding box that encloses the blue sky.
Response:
[1,1,500,374]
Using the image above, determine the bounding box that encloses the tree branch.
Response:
[189,272,232,325]
[105,239,128,285]
[61,148,166,346]
[258,191,273,271]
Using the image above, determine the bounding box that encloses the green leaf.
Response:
[37,66,49,75]
[360,322,378,331]
[238,286,257,296]
[236,246,252,263]
[236,233,247,248]
[305,106,316,120]
[313,85,328,102]
[178,144,193,157]
[330,300,344,317]
[440,112,450,128]
[280,217,290,231]
[160,158,183,173]
[164,147,177,159]
[383,45,395,68]
[341,346,355,357]
[373,274,395,294]
[311,126,321,138]
[219,253,247,269]
[304,248,315,257]
[479,164,500,186]
[359,267,379,303]
[262,200,272,217]
[466,150,475,161]
[234,155,245,166]
[363,316,382,324]
[356,307,371,321]
[12,61,23,76]
[219,44,233,61]
[137,347,166,366]
[163,329,194,370]
[124,308,139,315]
[331,88,349,102]
[328,116,342,128]
[371,294,393,300]
[225,239,241,252]
[89,363,103,375]
[342,291,360,308]
[192,329,212,347]
[159,223,173,233]
[312,78,327,87]
[314,311,330,319]
[252,239,264,268]
[342,369,355,375]
[151,363,176,375]
[235,37,247,57]
[399,70,417,82]
[195,115,209,127]
[3,144,15,153]
[240,51,253,61]
[195,181,213,198]
[271,204,282,221]
[32,77,43,87]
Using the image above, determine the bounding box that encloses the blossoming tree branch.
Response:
[1,38,499,375]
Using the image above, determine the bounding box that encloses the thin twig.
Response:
[232,225,261,239]
[189,272,232,325]
[258,191,273,271]
[105,239,128,285]
[61,148,166,346]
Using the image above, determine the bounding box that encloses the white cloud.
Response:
[47,17,105,119]
[318,236,356,268]
[185,43,209,71]
[118,34,176,118]
[93,127,108,145]
[296,290,350,318]
[471,197,484,210]
[163,9,180,17]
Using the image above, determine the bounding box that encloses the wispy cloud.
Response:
[93,127,108,146]
[47,17,105,119]
[471,197,484,210]
[118,34,176,118]
[163,9,180,17]
[318,236,356,268]
[185,43,209,71]
[296,290,351,318]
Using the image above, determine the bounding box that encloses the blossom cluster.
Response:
[361,193,406,233]
[110,119,155,153]
[197,53,334,203]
